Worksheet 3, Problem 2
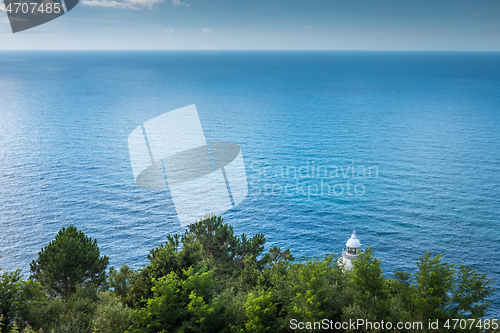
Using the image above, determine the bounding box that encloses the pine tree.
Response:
[30,225,109,298]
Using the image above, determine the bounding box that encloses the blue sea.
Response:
[0,51,499,313]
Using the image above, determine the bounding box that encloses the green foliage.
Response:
[263,246,294,266]
[46,284,99,333]
[223,290,248,333]
[350,247,389,320]
[127,214,274,309]
[0,270,47,330]
[108,265,137,306]
[127,234,204,308]
[342,304,369,333]
[92,291,133,333]
[0,270,24,328]
[132,267,226,333]
[389,253,496,332]
[285,254,347,326]
[2,218,497,333]
[239,256,259,292]
[30,225,109,298]
[413,252,456,323]
[244,290,280,333]
[184,214,268,274]
[451,263,495,318]
[8,321,17,333]
[255,252,350,332]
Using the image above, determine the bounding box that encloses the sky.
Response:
[0,0,499,50]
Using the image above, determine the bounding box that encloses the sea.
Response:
[0,51,499,313]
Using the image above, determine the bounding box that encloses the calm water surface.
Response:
[0,51,499,312]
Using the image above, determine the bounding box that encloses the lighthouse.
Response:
[339,231,361,270]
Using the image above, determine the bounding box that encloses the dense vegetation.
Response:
[0,215,498,332]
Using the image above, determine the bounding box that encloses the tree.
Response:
[127,214,272,309]
[263,246,294,265]
[238,255,259,292]
[244,290,280,333]
[413,253,456,324]
[92,291,133,333]
[184,214,268,275]
[450,263,495,319]
[0,270,47,331]
[132,267,227,333]
[0,270,22,328]
[350,247,389,321]
[30,225,109,298]
[109,265,137,307]
[51,284,99,333]
[399,253,495,328]
[127,235,204,308]
[391,269,418,326]
[389,253,496,333]
[285,254,347,327]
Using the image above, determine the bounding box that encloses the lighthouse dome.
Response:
[345,231,361,248]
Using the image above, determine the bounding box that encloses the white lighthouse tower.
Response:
[339,231,362,270]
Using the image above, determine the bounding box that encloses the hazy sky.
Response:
[0,0,499,50]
